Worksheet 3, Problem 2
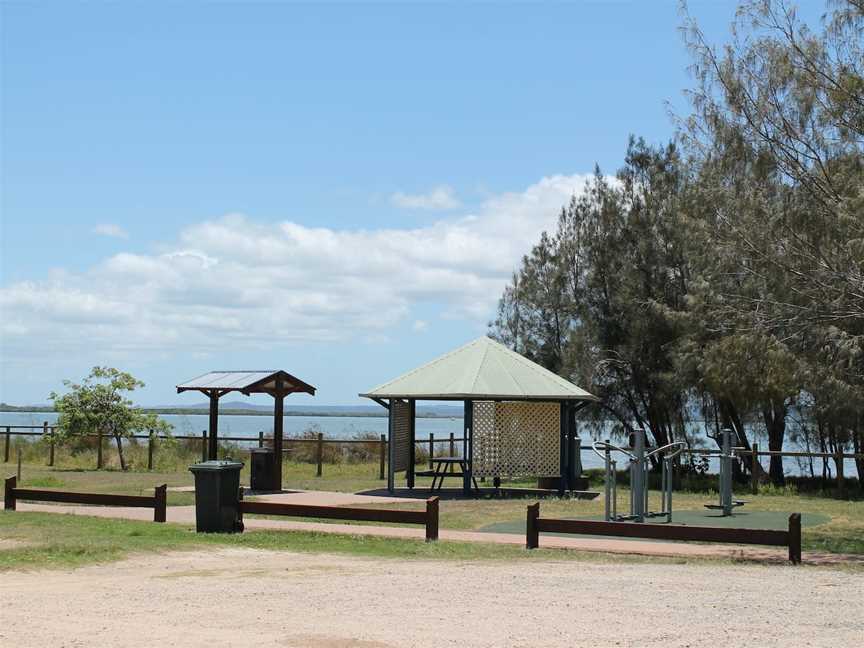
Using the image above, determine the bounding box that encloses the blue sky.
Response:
[0,1,813,406]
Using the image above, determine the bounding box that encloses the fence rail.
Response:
[3,476,167,522]
[525,502,802,563]
[2,424,862,489]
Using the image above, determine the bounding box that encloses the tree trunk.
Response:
[762,399,787,486]
[114,433,127,471]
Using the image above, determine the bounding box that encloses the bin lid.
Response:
[189,460,245,471]
[251,447,274,454]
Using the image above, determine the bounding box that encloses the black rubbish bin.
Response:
[250,448,275,491]
[189,460,244,533]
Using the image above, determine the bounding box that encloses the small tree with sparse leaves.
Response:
[50,367,171,470]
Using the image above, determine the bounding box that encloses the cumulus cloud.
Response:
[390,185,461,210]
[93,223,129,239]
[1,173,597,359]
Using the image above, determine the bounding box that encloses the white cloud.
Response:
[0,173,598,360]
[93,223,129,239]
[412,320,429,333]
[390,185,461,210]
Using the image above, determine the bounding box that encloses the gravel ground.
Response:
[1,548,861,647]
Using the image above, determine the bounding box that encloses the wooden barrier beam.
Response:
[239,500,428,525]
[525,504,802,563]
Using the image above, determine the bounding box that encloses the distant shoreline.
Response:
[0,406,460,419]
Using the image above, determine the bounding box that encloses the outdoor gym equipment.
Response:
[592,429,685,523]
[704,428,747,516]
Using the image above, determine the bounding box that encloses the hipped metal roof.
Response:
[360,336,598,402]
[177,370,316,396]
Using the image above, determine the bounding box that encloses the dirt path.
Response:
[1,547,861,647]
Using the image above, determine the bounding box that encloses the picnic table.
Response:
[425,457,479,492]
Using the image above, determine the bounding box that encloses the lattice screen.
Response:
[472,401,560,479]
[391,399,411,473]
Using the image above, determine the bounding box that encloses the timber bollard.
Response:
[429,433,434,469]
[154,484,167,523]
[96,432,103,469]
[379,434,386,480]
[425,496,439,541]
[788,513,802,564]
[526,502,540,549]
[836,452,846,499]
[4,475,16,510]
[44,422,54,467]
[17,448,22,481]
[316,432,323,477]
[4,426,9,463]
[751,443,759,495]
[201,430,207,462]
[148,431,155,470]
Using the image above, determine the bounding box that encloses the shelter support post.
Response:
[208,392,220,460]
[387,401,395,493]
[463,400,473,495]
[273,378,285,491]
[407,400,416,489]
[558,402,568,495]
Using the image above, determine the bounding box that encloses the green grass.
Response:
[0,511,681,571]
[5,457,864,556]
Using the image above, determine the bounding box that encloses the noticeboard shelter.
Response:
[360,336,598,495]
[177,370,316,491]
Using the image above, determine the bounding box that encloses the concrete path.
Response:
[9,499,863,566]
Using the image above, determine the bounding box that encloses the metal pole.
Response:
[751,442,759,495]
[721,429,733,516]
[632,429,645,522]
[611,459,617,520]
[201,430,207,463]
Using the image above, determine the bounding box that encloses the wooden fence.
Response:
[239,493,439,541]
[525,502,802,563]
[2,423,862,492]
[3,475,167,522]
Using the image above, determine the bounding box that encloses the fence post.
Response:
[45,422,54,467]
[429,433,434,469]
[836,452,845,499]
[153,484,167,523]
[788,513,802,565]
[96,432,103,469]
[751,442,759,495]
[4,475,16,511]
[258,431,264,448]
[316,432,323,477]
[379,434,386,480]
[425,496,439,542]
[17,448,22,481]
[147,430,155,471]
[526,502,540,549]
[201,430,207,462]
[4,426,9,463]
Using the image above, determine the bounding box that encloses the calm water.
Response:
[2,411,855,477]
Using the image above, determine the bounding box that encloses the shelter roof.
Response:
[359,336,598,402]
[177,370,316,396]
